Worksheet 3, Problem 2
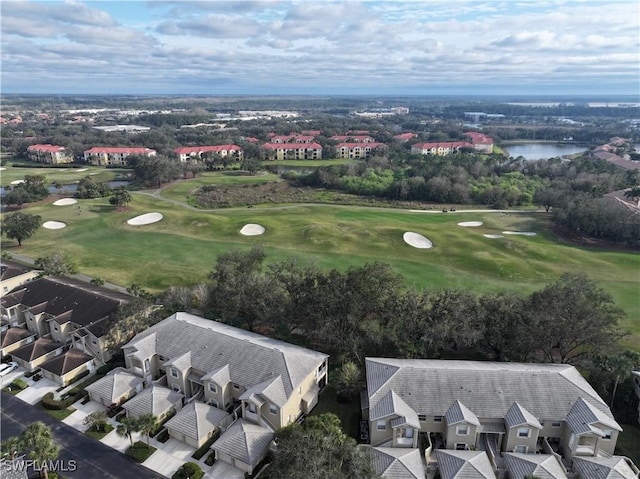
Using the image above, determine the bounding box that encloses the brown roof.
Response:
[11,337,62,362]
[0,260,34,282]
[40,349,93,376]
[1,328,35,348]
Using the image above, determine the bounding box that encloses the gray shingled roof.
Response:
[435,450,496,479]
[370,390,421,429]
[165,401,231,441]
[164,351,191,371]
[212,420,274,466]
[122,385,183,418]
[565,397,621,435]
[239,376,287,408]
[365,359,618,429]
[370,447,426,479]
[201,364,230,384]
[445,400,480,426]
[503,453,568,479]
[123,313,328,400]
[572,456,638,479]
[505,402,542,429]
[85,367,143,404]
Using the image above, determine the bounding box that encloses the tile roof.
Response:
[393,133,417,141]
[85,367,143,404]
[0,260,34,281]
[122,385,183,418]
[412,142,473,150]
[239,376,287,408]
[11,338,62,362]
[572,456,639,479]
[262,142,322,150]
[330,135,376,142]
[505,402,542,429]
[565,397,621,435]
[164,351,192,371]
[365,359,617,430]
[435,450,496,479]
[336,142,387,149]
[1,328,35,348]
[370,447,425,479]
[84,147,155,155]
[174,145,241,154]
[123,313,327,400]
[464,132,494,144]
[370,390,421,429]
[503,453,568,479]
[445,400,480,426]
[212,419,274,466]
[201,364,230,385]
[165,401,230,441]
[2,277,128,338]
[27,144,67,153]
[39,349,93,377]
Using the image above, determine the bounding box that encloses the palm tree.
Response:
[136,414,157,448]
[21,422,59,479]
[116,416,139,447]
[0,436,23,460]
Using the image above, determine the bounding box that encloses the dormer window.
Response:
[170,368,178,378]
[517,428,530,438]
[209,383,217,393]
[456,426,469,436]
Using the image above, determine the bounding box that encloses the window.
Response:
[269,404,277,415]
[247,403,257,414]
[418,415,427,421]
[209,383,217,393]
[517,428,530,438]
[172,384,181,393]
[433,415,443,423]
[377,421,386,431]
[170,368,178,378]
[514,445,528,453]
[456,426,469,436]
[233,384,240,390]
[401,428,414,438]
[602,430,612,440]
[551,421,562,428]
[455,443,467,450]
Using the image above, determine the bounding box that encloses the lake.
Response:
[504,143,587,160]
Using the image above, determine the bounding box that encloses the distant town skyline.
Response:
[1,0,639,96]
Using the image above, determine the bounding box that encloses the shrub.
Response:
[96,365,112,375]
[125,441,156,463]
[67,369,91,385]
[41,392,75,410]
[191,430,220,460]
[157,429,170,443]
[172,462,203,479]
[12,379,28,390]
[204,453,216,466]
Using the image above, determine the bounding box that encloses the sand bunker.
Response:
[53,198,78,206]
[43,221,67,230]
[75,168,88,172]
[483,234,504,239]
[127,212,163,226]
[10,180,25,185]
[458,221,483,227]
[0,167,6,171]
[240,224,266,236]
[502,231,537,236]
[403,232,433,249]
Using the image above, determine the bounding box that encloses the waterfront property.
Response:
[83,147,156,166]
[27,144,74,164]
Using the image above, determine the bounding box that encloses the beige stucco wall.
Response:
[445,423,477,450]
[504,426,539,453]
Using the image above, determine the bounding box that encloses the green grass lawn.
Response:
[3,191,639,350]
[125,441,156,463]
[1,162,131,185]
[616,423,640,465]
[37,404,76,420]
[85,423,114,440]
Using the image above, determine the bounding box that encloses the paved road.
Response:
[1,392,165,479]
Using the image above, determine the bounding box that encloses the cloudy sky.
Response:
[1,0,639,96]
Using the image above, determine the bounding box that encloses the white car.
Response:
[0,362,19,376]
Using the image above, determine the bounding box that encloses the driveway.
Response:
[15,376,59,405]
[1,391,165,479]
[63,398,105,431]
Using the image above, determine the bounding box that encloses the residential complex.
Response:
[336,142,387,159]
[173,145,243,163]
[411,141,473,156]
[83,147,156,166]
[27,144,74,164]
[363,358,638,479]
[262,142,323,160]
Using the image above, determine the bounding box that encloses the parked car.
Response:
[0,362,19,376]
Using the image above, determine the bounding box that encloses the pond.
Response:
[504,143,588,160]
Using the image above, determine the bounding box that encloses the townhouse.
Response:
[27,144,74,164]
[174,145,243,163]
[119,312,328,473]
[83,147,156,166]
[1,276,130,372]
[262,142,323,160]
[363,358,638,479]
[335,142,387,159]
[0,259,38,295]
[411,141,473,156]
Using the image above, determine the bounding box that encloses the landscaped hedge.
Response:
[67,369,90,386]
[125,441,156,463]
[171,462,203,479]
[41,392,76,410]
[96,365,112,376]
[191,429,220,460]
[157,429,170,443]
